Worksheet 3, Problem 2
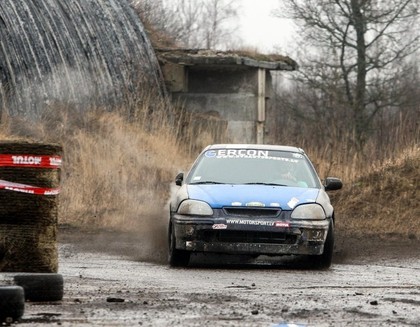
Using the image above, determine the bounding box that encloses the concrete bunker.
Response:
[157,49,297,145]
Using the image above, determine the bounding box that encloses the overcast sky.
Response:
[238,0,296,53]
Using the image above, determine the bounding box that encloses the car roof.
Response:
[203,144,305,154]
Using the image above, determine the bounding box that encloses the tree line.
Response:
[133,0,241,49]
[133,0,419,155]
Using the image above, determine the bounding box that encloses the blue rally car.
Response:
[168,144,343,268]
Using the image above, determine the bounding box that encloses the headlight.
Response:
[177,200,213,216]
[291,204,326,220]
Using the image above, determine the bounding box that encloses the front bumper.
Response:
[171,214,330,256]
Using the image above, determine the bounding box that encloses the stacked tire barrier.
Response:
[0,285,25,323]
[0,141,62,273]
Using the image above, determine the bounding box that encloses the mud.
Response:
[13,227,420,326]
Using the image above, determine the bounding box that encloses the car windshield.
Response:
[187,149,320,188]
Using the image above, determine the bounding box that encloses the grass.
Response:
[1,104,189,231]
[273,116,419,237]
[331,146,419,237]
[1,102,419,238]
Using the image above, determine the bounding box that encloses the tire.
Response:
[309,221,334,269]
[0,286,25,323]
[13,273,64,302]
[168,223,190,267]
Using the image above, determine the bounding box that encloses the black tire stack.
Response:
[0,286,25,324]
[0,141,64,323]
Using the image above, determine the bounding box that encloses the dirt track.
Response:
[15,228,420,326]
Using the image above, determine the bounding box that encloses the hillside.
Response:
[332,146,419,238]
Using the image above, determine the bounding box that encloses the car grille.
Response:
[223,207,281,217]
[199,230,296,245]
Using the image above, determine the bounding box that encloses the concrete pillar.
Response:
[256,68,266,144]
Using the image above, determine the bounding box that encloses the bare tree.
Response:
[132,0,240,49]
[201,0,240,49]
[275,0,419,149]
[132,0,180,47]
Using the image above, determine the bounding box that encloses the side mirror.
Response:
[175,173,184,186]
[324,177,343,191]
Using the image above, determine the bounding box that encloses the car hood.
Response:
[186,184,320,210]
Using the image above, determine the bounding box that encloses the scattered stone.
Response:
[251,309,259,315]
[370,300,378,305]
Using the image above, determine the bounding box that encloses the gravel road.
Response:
[11,229,420,326]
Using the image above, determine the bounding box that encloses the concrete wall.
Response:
[171,66,276,144]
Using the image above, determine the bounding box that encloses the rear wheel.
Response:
[309,221,334,269]
[168,223,190,267]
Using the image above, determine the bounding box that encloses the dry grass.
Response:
[1,103,418,239]
[1,104,191,232]
[283,123,419,237]
[331,146,419,237]
[59,113,184,228]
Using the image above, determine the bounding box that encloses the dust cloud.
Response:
[59,198,172,265]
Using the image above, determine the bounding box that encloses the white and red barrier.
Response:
[0,154,62,195]
[0,154,62,168]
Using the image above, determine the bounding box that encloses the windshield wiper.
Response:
[244,182,288,186]
[190,181,224,184]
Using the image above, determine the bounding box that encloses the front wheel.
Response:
[168,223,190,267]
